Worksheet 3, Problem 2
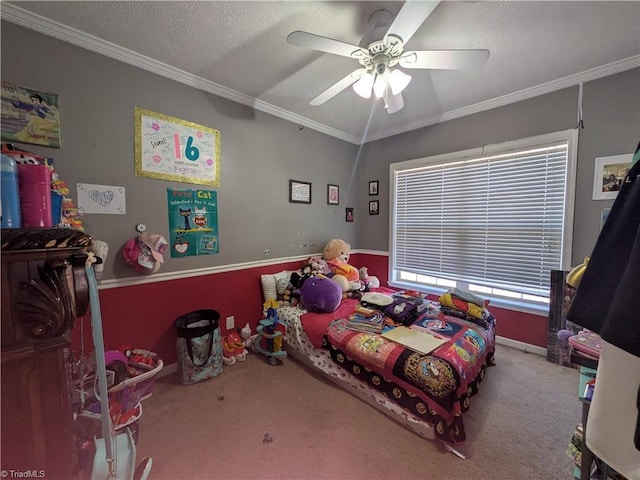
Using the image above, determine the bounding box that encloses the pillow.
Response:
[260,270,295,304]
[361,292,394,306]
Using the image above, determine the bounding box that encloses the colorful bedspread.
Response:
[324,301,495,444]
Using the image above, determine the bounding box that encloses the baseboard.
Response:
[158,362,177,378]
[496,335,547,356]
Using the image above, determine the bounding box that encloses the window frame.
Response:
[388,129,579,315]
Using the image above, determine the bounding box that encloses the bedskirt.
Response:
[278,306,438,441]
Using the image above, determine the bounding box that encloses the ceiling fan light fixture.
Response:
[353,72,374,98]
[373,73,386,99]
[388,68,412,96]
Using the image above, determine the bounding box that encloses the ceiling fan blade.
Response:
[310,69,366,106]
[287,31,367,59]
[400,49,490,70]
[383,90,404,114]
[384,1,440,45]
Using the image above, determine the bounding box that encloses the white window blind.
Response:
[391,130,577,309]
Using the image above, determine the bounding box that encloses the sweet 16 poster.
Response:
[167,188,219,257]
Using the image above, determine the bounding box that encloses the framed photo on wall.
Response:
[327,184,339,205]
[345,207,354,222]
[369,180,379,195]
[289,179,312,204]
[369,200,379,215]
[592,153,633,200]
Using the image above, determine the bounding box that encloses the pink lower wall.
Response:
[71,254,548,365]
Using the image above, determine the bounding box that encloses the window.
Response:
[390,129,578,314]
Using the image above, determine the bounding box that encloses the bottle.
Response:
[18,162,52,228]
[1,154,22,228]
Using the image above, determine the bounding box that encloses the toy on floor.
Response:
[222,332,247,366]
[253,301,287,365]
[239,322,255,349]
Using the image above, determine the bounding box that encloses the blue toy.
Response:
[253,301,287,365]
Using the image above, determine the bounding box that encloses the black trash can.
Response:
[175,309,223,385]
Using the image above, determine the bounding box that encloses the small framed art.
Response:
[327,184,339,205]
[592,154,632,200]
[369,200,379,215]
[369,180,379,195]
[289,179,312,204]
[345,208,354,222]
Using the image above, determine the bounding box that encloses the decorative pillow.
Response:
[260,270,295,304]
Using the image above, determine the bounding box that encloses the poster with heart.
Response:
[77,183,126,214]
[167,187,219,257]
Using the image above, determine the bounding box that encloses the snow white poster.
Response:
[1,82,61,148]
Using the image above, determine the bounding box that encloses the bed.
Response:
[261,272,496,449]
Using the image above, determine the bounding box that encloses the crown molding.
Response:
[2,3,638,146]
[363,55,640,143]
[0,4,361,145]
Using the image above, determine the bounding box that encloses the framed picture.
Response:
[592,153,633,200]
[327,184,339,205]
[134,107,221,186]
[289,179,312,204]
[1,81,61,148]
[345,207,354,222]
[369,180,379,195]
[369,200,379,215]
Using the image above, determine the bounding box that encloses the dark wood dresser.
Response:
[1,228,91,479]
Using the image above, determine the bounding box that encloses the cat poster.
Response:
[167,188,219,257]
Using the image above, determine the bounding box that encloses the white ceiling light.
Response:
[352,72,375,98]
[373,72,387,98]
[352,67,412,102]
[388,68,412,96]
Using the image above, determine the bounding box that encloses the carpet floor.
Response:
[134,344,581,480]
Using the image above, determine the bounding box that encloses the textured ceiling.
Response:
[2,1,639,144]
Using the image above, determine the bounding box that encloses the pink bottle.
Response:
[18,163,52,228]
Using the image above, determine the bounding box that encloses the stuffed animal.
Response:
[359,266,380,289]
[306,255,331,275]
[294,275,342,313]
[322,239,359,281]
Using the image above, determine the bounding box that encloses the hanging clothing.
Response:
[567,141,640,358]
[584,341,640,480]
[567,141,640,477]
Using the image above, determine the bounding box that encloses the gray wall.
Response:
[1,21,361,280]
[3,21,638,278]
[357,68,640,265]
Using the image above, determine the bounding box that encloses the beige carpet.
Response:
[134,344,580,480]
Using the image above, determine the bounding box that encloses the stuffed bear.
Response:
[322,239,360,281]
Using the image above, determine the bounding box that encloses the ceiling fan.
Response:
[287,0,489,114]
